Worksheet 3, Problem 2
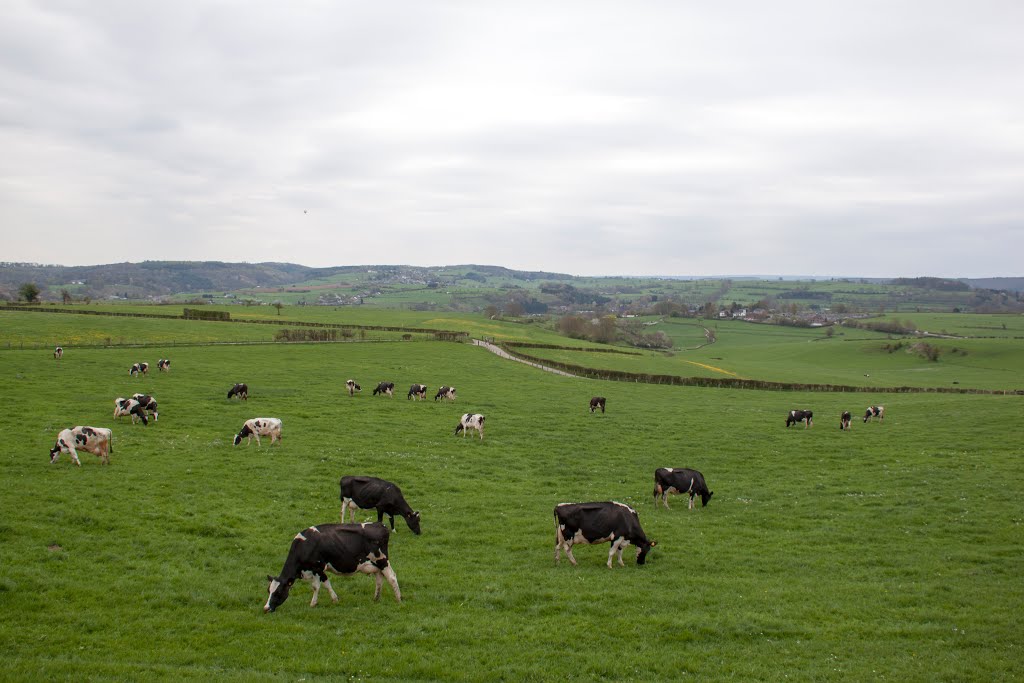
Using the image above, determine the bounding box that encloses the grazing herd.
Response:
[45,346,889,614]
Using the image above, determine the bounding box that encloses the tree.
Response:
[19,282,40,303]
[61,289,73,305]
[272,301,284,315]
[483,305,499,319]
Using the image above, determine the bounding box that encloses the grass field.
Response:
[1,315,1022,681]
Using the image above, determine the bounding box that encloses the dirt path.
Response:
[472,339,584,378]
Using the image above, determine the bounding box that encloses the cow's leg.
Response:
[554,525,566,563]
[607,539,621,569]
[323,577,339,603]
[372,572,383,601]
[69,448,81,467]
[382,564,401,602]
[303,571,321,607]
[688,494,695,510]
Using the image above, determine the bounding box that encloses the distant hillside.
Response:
[0,261,576,301]
[963,277,1024,293]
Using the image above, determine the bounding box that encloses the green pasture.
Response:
[1,333,1022,681]
[512,319,1024,391]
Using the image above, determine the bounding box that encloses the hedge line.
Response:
[496,343,1022,395]
[502,342,641,356]
[0,305,470,340]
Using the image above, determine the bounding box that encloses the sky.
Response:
[1,1,1022,278]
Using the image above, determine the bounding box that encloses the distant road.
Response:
[472,339,583,378]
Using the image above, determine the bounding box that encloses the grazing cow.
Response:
[589,396,606,413]
[227,383,248,400]
[345,380,361,396]
[434,386,456,402]
[454,413,485,440]
[131,393,159,421]
[233,417,282,446]
[840,411,852,430]
[264,522,401,612]
[373,381,395,397]
[130,362,149,377]
[554,501,657,569]
[864,406,885,423]
[407,384,428,400]
[340,476,421,534]
[157,359,171,373]
[786,409,814,428]
[653,468,714,510]
[113,397,149,426]
[49,426,113,466]
[54,346,63,360]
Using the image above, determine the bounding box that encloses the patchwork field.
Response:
[1,318,1022,681]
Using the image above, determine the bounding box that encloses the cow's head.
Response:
[233,425,252,446]
[700,491,714,507]
[636,540,657,565]
[49,441,63,463]
[264,575,294,613]
[406,511,422,535]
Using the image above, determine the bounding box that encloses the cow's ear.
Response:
[266,574,275,583]
[414,511,421,518]
[650,541,658,547]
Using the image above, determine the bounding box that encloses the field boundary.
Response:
[491,341,1023,395]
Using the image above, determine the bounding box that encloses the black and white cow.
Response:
[49,426,113,466]
[227,383,248,400]
[434,386,456,402]
[157,359,171,373]
[589,396,606,413]
[54,346,63,360]
[786,409,813,428]
[454,413,485,440]
[233,417,282,446]
[554,501,657,569]
[130,362,149,377]
[653,468,714,510]
[340,476,422,534]
[131,393,159,421]
[373,382,395,397]
[407,384,428,400]
[864,406,885,423]
[840,411,852,430]
[345,380,361,396]
[113,397,149,425]
[264,522,401,612]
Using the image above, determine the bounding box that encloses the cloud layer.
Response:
[2,1,1022,276]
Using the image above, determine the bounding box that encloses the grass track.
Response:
[1,337,1022,681]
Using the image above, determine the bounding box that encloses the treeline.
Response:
[556,314,673,349]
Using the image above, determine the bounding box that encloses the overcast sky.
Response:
[1,2,1022,277]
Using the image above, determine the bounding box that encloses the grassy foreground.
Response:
[1,339,1022,681]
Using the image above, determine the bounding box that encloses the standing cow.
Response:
[373,382,395,397]
[54,346,63,360]
[227,383,248,400]
[786,409,813,428]
[340,476,422,534]
[264,523,401,612]
[131,393,159,422]
[554,501,657,569]
[589,397,606,413]
[49,426,113,466]
[454,413,485,440]
[840,411,852,430]
[130,362,149,377]
[434,386,456,402]
[113,397,149,425]
[345,380,361,396]
[653,468,714,510]
[157,359,171,373]
[407,384,428,400]
[233,418,282,446]
[864,406,885,423]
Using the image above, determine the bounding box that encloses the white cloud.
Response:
[1,1,1022,277]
